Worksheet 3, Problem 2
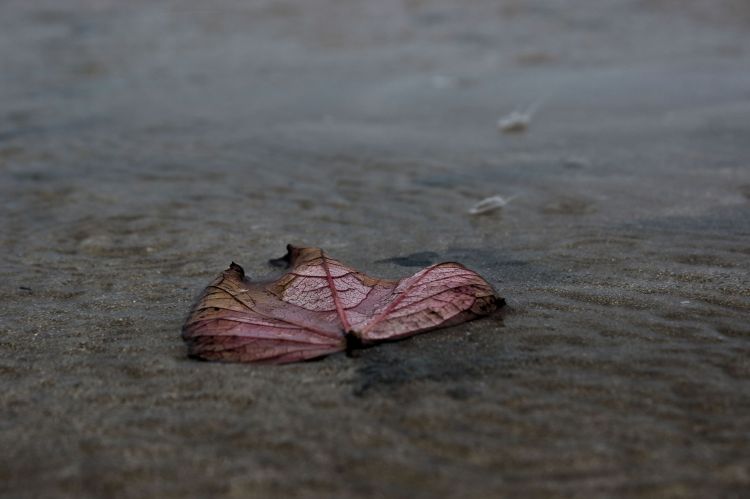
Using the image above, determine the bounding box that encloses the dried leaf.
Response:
[182,245,504,364]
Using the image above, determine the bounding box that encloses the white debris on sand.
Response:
[497,111,532,133]
[496,100,543,133]
[468,194,516,215]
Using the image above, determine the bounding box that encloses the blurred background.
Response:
[1,1,749,498]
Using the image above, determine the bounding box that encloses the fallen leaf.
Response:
[182,245,504,364]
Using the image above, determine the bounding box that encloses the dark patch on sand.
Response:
[376,251,440,267]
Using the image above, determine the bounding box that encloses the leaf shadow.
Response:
[350,311,507,397]
[374,251,440,267]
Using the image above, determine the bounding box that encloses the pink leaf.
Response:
[182,245,504,364]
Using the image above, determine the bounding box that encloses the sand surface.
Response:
[1,1,749,497]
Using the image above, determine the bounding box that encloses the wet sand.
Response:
[1,1,749,497]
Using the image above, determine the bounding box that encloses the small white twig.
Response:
[468,194,518,215]
[496,99,544,133]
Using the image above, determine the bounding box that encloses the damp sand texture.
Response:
[1,1,750,498]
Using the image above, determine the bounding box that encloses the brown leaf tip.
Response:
[228,262,245,279]
[473,295,505,315]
